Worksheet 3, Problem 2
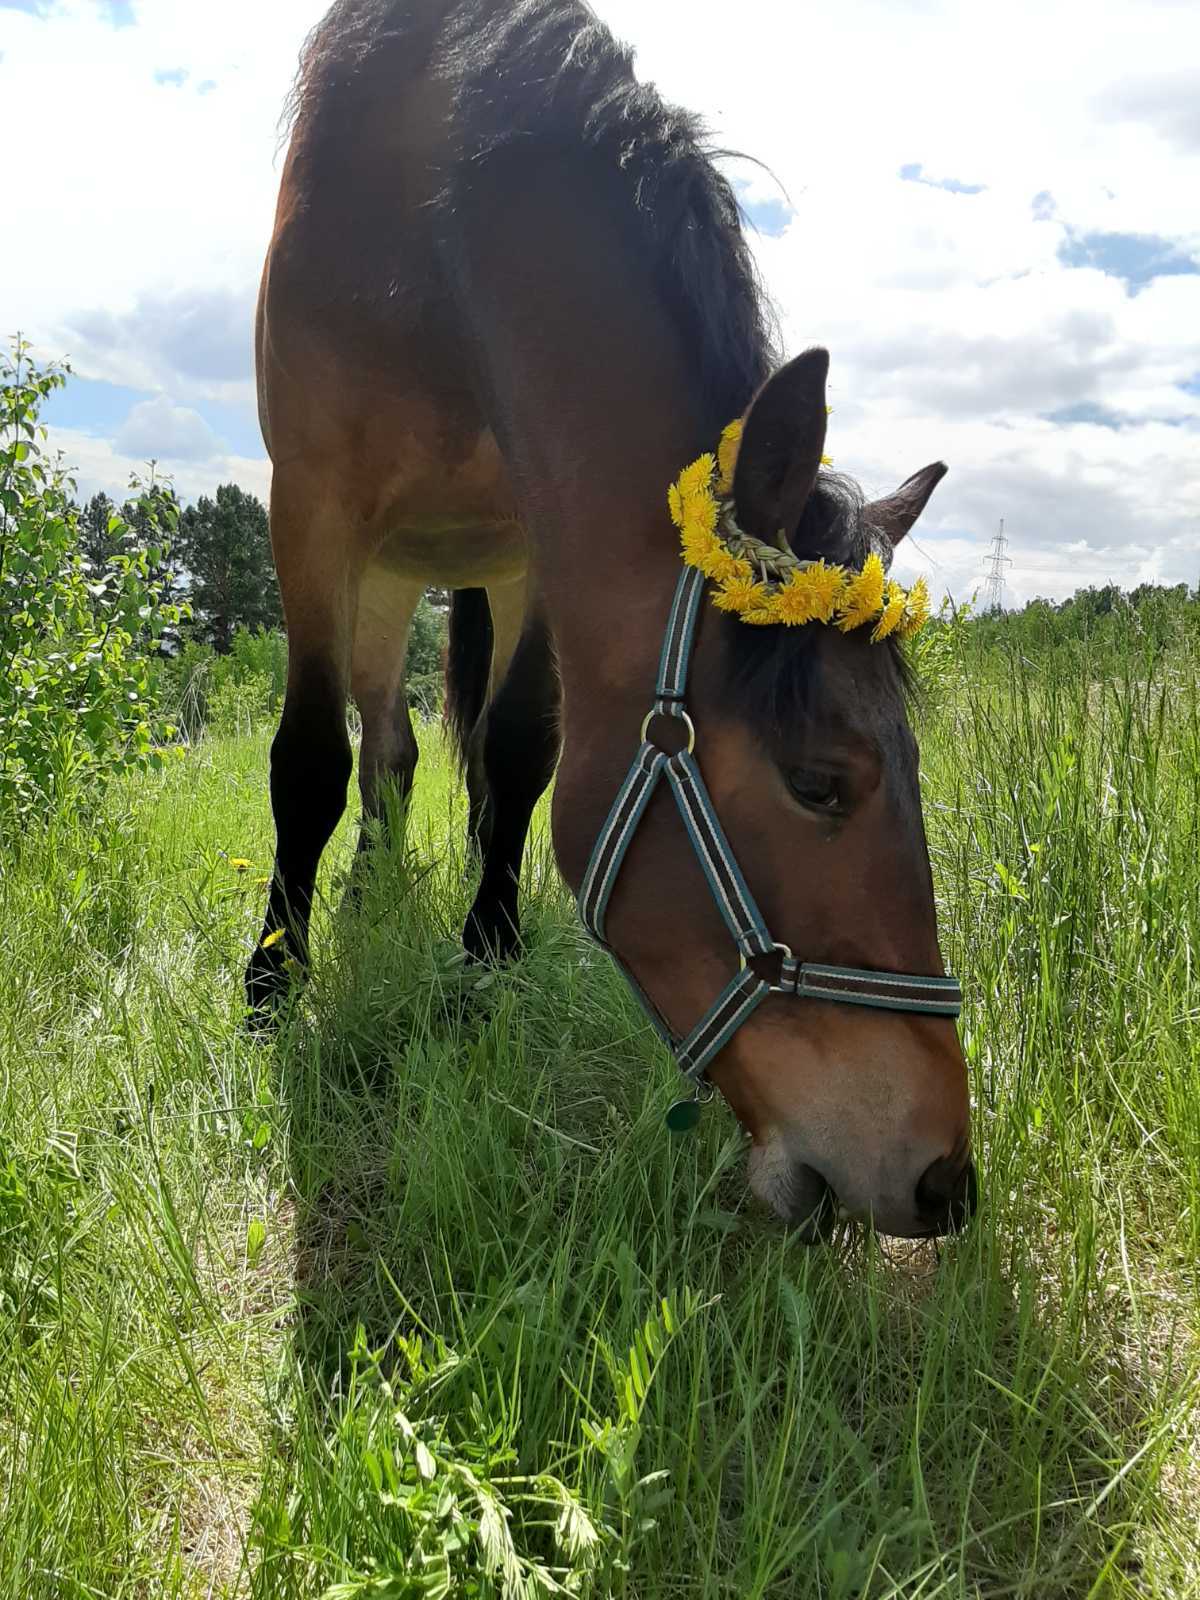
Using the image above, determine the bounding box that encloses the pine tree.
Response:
[78,491,121,571]
[176,483,281,652]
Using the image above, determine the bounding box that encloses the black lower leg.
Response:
[245,662,352,1016]
[462,618,559,963]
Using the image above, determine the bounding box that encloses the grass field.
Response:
[1,636,1198,1598]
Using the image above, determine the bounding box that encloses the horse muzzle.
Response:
[751,1137,978,1242]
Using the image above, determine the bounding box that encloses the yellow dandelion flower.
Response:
[261,928,286,951]
[706,546,753,584]
[743,604,781,626]
[821,453,833,467]
[680,524,724,573]
[680,489,719,540]
[717,418,744,494]
[680,524,751,585]
[668,482,684,528]
[229,858,253,872]
[837,552,886,632]
[900,576,932,637]
[255,876,271,889]
[774,561,848,626]
[677,454,717,500]
[713,575,771,616]
[872,582,909,642]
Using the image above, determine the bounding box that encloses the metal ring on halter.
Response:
[640,707,697,754]
[740,943,795,989]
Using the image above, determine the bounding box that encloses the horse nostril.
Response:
[915,1153,978,1235]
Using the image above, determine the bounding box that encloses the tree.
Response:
[176,483,281,653]
[78,491,120,570]
[0,339,184,821]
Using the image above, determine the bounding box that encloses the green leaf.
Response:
[246,1219,266,1265]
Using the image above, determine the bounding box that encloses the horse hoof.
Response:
[243,947,304,1033]
[462,910,521,967]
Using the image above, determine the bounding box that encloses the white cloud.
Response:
[114,395,222,462]
[47,421,271,507]
[2,0,1198,603]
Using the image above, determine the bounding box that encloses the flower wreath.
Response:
[668,419,931,639]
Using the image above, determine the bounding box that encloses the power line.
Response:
[984,519,1012,613]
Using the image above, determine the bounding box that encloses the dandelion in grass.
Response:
[261,928,286,950]
[228,857,254,872]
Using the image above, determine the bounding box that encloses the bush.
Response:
[208,670,274,737]
[160,627,288,741]
[0,339,185,825]
[162,605,447,739]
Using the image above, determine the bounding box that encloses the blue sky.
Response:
[1,0,1197,604]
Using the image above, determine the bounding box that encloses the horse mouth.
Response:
[749,1143,838,1242]
[784,1164,839,1243]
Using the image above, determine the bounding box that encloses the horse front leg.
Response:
[245,471,357,1021]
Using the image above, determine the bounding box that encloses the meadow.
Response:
[1,625,1198,1598]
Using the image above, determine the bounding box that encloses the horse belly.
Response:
[376,520,529,589]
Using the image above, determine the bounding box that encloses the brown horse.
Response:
[247,0,975,1241]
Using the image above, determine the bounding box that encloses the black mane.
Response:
[288,0,778,425]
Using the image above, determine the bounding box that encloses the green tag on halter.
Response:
[666,1097,703,1135]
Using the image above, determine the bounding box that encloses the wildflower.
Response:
[717,419,743,494]
[774,562,847,626]
[900,576,932,637]
[680,486,719,540]
[682,524,750,584]
[713,575,771,616]
[677,453,716,499]
[229,858,254,872]
[872,582,909,642]
[837,552,886,632]
[260,929,286,951]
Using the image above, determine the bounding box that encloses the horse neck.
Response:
[452,149,729,724]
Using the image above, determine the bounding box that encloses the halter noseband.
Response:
[577,564,963,1133]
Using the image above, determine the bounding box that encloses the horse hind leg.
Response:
[462,601,560,964]
[448,578,528,861]
[245,471,357,1019]
[352,570,425,858]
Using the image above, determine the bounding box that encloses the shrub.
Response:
[208,670,274,737]
[0,339,186,825]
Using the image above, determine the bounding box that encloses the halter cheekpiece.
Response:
[577,440,963,1134]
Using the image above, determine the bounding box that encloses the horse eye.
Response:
[787,769,843,814]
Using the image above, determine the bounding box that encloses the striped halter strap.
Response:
[577,564,963,1133]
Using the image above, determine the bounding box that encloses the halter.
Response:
[577,564,963,1133]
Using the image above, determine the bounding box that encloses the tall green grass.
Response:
[1,634,1197,1597]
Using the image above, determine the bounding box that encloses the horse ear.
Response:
[732,348,829,543]
[864,462,948,548]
